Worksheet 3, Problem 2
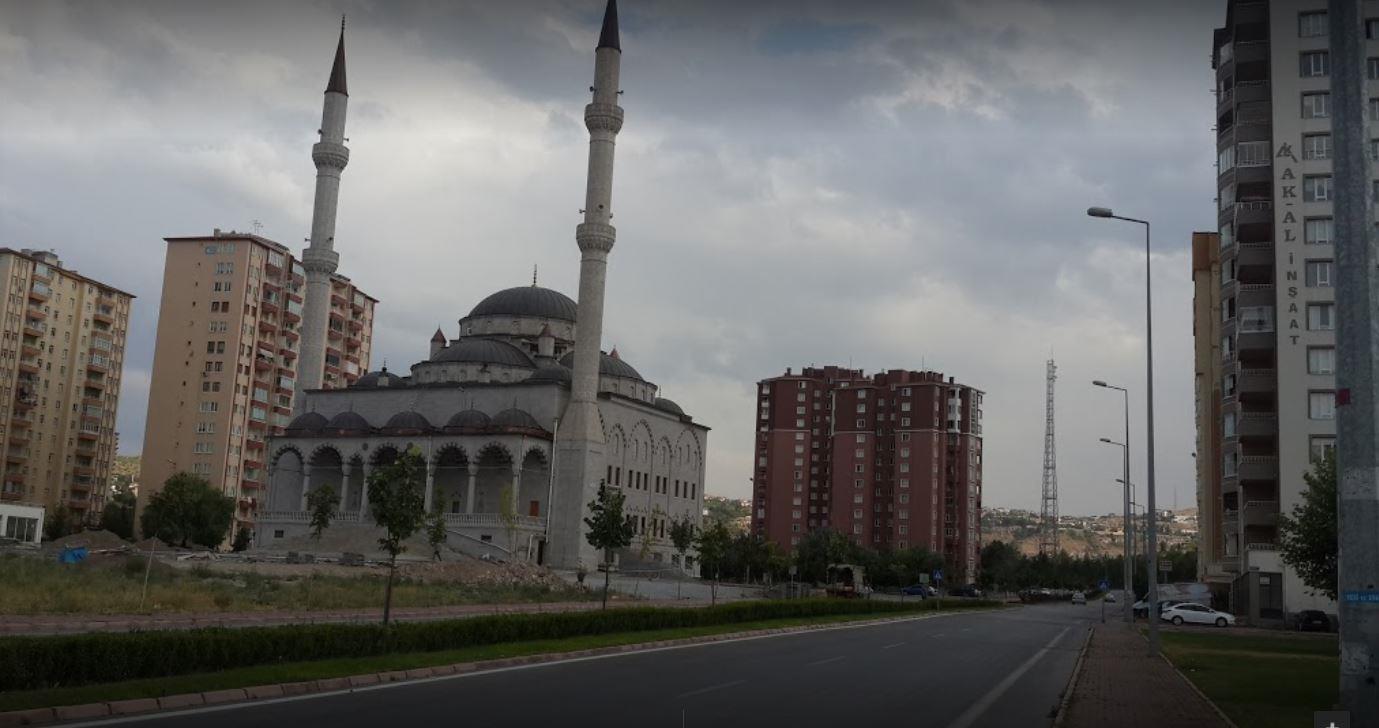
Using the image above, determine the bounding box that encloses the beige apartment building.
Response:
[0,249,132,523]
[140,231,375,538]
[1191,232,1224,585]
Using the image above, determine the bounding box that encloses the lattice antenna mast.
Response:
[1039,359,1059,556]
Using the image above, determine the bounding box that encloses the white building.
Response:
[1,502,44,544]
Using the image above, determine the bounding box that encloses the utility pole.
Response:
[1039,360,1059,556]
[1330,1,1379,719]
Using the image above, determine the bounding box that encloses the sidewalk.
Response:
[0,598,704,636]
[1061,623,1230,728]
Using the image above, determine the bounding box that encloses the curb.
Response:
[1050,625,1093,728]
[0,608,989,726]
[1157,652,1240,728]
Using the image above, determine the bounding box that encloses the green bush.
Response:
[0,598,998,691]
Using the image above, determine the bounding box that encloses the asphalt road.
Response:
[85,602,1098,728]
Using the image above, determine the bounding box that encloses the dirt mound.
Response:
[133,537,175,552]
[46,529,130,551]
[401,559,567,588]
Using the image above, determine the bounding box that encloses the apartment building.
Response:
[1207,0,1360,620]
[1192,232,1225,584]
[750,366,984,583]
[140,231,375,538]
[0,249,132,522]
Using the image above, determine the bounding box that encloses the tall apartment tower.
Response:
[1207,0,1352,621]
[1192,231,1225,583]
[140,231,375,538]
[750,366,984,583]
[0,249,132,522]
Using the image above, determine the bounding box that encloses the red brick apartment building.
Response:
[750,366,984,582]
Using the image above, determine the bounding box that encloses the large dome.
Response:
[468,286,577,323]
[559,350,644,382]
[431,337,535,367]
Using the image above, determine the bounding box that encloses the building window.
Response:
[1300,11,1328,37]
[1303,175,1332,202]
[1309,391,1336,420]
[1300,51,1329,77]
[1371,98,1379,121]
[1305,260,1334,287]
[1369,18,1379,39]
[1370,58,1379,81]
[1238,141,1269,166]
[1302,134,1332,160]
[1302,92,1330,119]
[1305,218,1333,245]
[1308,303,1335,330]
[1311,436,1337,462]
[1308,347,1336,375]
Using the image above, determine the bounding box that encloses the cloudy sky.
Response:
[0,0,1222,516]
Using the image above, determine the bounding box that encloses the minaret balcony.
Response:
[311,141,350,171]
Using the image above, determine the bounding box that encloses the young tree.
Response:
[306,484,338,540]
[368,448,427,624]
[99,489,137,540]
[139,472,234,549]
[498,482,519,555]
[426,507,448,561]
[231,526,253,553]
[694,521,733,605]
[44,504,76,542]
[1279,449,1337,601]
[669,516,696,599]
[583,484,635,609]
[791,529,851,584]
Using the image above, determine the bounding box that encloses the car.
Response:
[900,584,929,598]
[948,585,983,598]
[1104,592,1118,604]
[1160,602,1235,627]
[1071,592,1087,605]
[1294,609,1332,632]
[926,585,939,597]
[1133,598,1184,618]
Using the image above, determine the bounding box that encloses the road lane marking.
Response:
[64,610,989,727]
[881,642,905,649]
[806,656,846,666]
[675,679,746,699]
[943,626,1071,728]
[933,633,945,638]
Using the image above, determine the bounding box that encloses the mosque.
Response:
[258,1,708,571]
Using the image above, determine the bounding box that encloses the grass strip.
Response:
[1158,630,1338,728]
[0,610,969,713]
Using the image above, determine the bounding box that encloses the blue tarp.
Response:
[58,546,87,564]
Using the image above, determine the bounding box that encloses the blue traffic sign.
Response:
[932,569,943,583]
[1098,579,1110,591]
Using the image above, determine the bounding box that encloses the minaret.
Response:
[296,20,351,405]
[552,0,622,569]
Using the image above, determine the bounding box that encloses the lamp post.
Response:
[1088,206,1160,654]
[1100,436,1133,627]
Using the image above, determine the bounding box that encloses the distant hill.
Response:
[703,495,750,534]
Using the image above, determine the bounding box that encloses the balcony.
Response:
[17,359,39,375]
[261,297,280,315]
[1235,242,1274,269]
[1237,366,1276,395]
[331,292,348,306]
[19,342,40,358]
[0,490,22,502]
[6,449,28,465]
[1238,455,1278,482]
[258,318,278,335]
[66,498,90,510]
[21,320,46,338]
[90,327,114,344]
[73,465,95,477]
[77,428,99,441]
[92,307,115,325]
[27,284,50,302]
[26,306,45,321]
[11,411,32,427]
[8,432,28,447]
[1237,412,1277,438]
[1236,283,1274,308]
[241,477,263,491]
[85,376,105,392]
[86,358,109,374]
[1244,500,1279,526]
[254,354,274,372]
[70,479,92,493]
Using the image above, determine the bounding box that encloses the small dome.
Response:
[559,350,644,382]
[286,411,327,434]
[354,368,407,389]
[653,397,684,416]
[491,408,543,431]
[325,410,371,435]
[527,360,573,384]
[382,411,433,434]
[431,337,535,368]
[445,409,491,431]
[468,286,578,323]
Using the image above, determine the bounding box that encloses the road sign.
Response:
[1158,559,1171,573]
[918,574,930,585]
[932,569,943,584]
[789,565,797,577]
[1098,579,1110,592]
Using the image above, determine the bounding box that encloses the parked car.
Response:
[1133,598,1184,618]
[949,585,984,598]
[900,584,929,598]
[926,585,939,597]
[1160,602,1235,627]
[1294,609,1332,632]
[1104,592,1117,604]
[1071,591,1087,605]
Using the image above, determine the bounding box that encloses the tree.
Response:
[99,489,137,540]
[979,541,1021,593]
[669,516,696,599]
[1279,448,1337,601]
[426,507,448,561]
[498,482,519,555]
[583,484,635,609]
[306,484,338,540]
[367,448,427,624]
[694,520,734,605]
[139,472,234,549]
[44,504,77,542]
[791,529,852,584]
[231,526,253,552]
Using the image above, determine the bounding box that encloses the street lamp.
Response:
[1088,206,1160,654]
[1100,436,1133,627]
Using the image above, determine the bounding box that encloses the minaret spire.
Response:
[552,0,624,569]
[295,22,353,404]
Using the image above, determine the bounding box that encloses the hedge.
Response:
[0,597,998,691]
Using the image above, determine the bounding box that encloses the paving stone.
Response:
[280,681,316,696]
[314,678,351,692]
[107,699,159,716]
[244,685,284,700]
[347,674,380,687]
[53,704,109,721]
[1062,624,1228,728]
[156,694,205,710]
[404,668,434,679]
[200,689,247,705]
[0,707,56,727]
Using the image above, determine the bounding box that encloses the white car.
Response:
[1071,592,1087,605]
[1104,592,1117,604]
[1160,602,1235,627]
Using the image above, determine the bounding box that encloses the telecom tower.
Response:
[1039,359,1059,556]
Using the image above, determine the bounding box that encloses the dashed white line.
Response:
[806,656,846,667]
[881,642,906,650]
[944,627,1071,728]
[675,678,746,699]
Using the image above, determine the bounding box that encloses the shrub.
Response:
[0,598,999,691]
